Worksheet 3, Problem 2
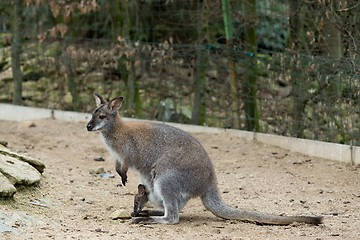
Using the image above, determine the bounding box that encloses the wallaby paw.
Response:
[121,177,128,186]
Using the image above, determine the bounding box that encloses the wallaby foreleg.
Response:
[115,161,128,186]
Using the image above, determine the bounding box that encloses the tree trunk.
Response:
[192,0,208,126]
[63,18,82,111]
[126,59,135,113]
[116,0,139,117]
[125,57,142,118]
[322,1,342,97]
[192,51,208,125]
[63,50,82,111]
[222,0,240,129]
[122,1,142,118]
[321,1,343,141]
[117,0,130,39]
[11,0,22,105]
[243,0,259,132]
[290,0,305,138]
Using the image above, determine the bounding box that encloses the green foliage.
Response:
[256,1,289,52]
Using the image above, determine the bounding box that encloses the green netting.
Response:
[0,0,359,145]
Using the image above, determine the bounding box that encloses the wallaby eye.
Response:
[99,115,106,120]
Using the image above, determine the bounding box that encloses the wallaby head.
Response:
[86,93,124,132]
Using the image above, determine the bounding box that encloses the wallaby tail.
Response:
[201,186,323,225]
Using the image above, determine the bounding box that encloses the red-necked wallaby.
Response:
[87,93,323,225]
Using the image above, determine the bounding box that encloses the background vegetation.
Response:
[0,0,359,145]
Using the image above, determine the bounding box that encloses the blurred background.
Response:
[0,0,359,145]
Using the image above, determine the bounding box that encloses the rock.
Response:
[44,41,61,57]
[89,167,105,175]
[29,200,47,208]
[101,173,115,178]
[0,146,45,197]
[0,67,12,82]
[156,98,191,123]
[94,228,109,233]
[0,172,16,197]
[0,140,8,147]
[0,154,42,185]
[64,92,73,104]
[86,71,104,83]
[0,145,45,173]
[17,121,36,129]
[109,210,132,220]
[0,211,43,234]
[93,157,105,162]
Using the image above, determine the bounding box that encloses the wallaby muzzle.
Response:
[86,120,94,131]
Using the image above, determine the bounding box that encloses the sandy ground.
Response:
[0,118,359,240]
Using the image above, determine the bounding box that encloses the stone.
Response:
[0,154,42,185]
[109,210,132,220]
[0,211,43,234]
[0,172,16,197]
[17,121,36,129]
[0,140,8,147]
[89,167,105,175]
[29,200,47,208]
[0,145,45,173]
[93,157,105,162]
[101,173,115,178]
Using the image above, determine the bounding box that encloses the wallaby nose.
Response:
[86,123,92,131]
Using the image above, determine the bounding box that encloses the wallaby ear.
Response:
[94,92,107,107]
[109,96,124,111]
[138,184,146,196]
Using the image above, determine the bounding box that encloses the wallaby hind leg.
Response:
[131,200,179,224]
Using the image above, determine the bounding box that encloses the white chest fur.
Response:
[100,134,124,165]
[101,134,164,208]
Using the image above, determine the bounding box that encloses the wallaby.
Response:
[132,184,148,217]
[87,93,323,225]
[131,184,164,217]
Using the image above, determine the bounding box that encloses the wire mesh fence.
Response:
[0,0,359,145]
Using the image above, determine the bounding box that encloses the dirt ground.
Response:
[0,118,359,240]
